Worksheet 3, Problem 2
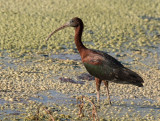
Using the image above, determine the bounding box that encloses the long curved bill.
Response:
[46,22,70,41]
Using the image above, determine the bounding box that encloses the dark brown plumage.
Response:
[46,17,144,104]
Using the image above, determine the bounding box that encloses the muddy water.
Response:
[0,49,160,120]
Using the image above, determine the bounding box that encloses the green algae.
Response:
[0,0,160,56]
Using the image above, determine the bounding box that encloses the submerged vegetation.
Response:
[0,0,160,120]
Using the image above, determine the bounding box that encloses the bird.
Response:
[46,17,144,105]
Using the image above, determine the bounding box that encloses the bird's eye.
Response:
[70,20,74,23]
[69,19,78,27]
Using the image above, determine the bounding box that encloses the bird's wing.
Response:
[82,53,118,80]
[89,49,124,68]
[82,52,105,65]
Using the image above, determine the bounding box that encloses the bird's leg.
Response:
[95,77,102,102]
[103,80,111,105]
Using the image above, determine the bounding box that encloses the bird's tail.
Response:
[132,80,144,87]
[121,67,144,87]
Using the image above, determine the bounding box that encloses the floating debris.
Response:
[77,73,94,81]
[59,77,85,84]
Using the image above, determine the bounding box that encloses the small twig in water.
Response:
[43,107,55,121]
[77,95,99,121]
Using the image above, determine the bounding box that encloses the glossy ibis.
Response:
[46,17,144,104]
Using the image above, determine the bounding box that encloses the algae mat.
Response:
[0,0,160,120]
[0,0,160,55]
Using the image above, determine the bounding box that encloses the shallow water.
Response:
[30,90,76,105]
[0,49,160,120]
[1,0,160,120]
[31,90,160,120]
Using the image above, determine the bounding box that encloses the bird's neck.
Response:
[74,25,87,54]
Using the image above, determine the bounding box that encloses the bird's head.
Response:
[46,17,83,41]
[68,17,83,27]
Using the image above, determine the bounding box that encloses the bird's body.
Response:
[81,49,143,87]
[46,17,144,104]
